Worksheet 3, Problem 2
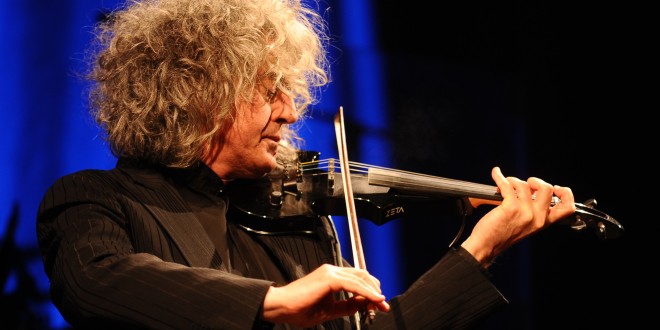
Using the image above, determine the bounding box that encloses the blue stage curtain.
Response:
[1,1,121,328]
[0,0,401,328]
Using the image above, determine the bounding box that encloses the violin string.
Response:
[297,159,623,240]
[299,158,499,197]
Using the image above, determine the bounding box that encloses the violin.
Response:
[224,149,624,240]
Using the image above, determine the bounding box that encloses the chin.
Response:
[253,153,278,177]
[264,157,279,173]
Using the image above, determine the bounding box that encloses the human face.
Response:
[203,81,298,181]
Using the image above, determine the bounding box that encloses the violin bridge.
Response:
[327,158,336,194]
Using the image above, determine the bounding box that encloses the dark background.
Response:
[331,1,649,329]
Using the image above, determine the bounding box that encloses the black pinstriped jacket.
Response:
[36,158,507,329]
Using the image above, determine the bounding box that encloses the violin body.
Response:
[225,150,624,239]
[224,151,468,235]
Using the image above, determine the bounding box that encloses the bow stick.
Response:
[334,106,376,325]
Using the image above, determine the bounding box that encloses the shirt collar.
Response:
[168,161,226,196]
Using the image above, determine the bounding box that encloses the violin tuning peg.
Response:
[583,198,597,208]
[270,191,283,207]
[283,190,303,201]
[569,215,587,232]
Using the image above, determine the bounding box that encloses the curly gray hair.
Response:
[87,0,330,167]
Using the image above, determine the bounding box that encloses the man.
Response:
[36,0,576,328]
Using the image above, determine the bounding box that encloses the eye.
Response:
[265,88,278,103]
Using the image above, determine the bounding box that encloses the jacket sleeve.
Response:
[36,171,273,330]
[368,247,508,330]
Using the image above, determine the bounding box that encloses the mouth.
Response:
[264,134,281,143]
[262,136,281,153]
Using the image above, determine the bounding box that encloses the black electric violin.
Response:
[224,150,624,240]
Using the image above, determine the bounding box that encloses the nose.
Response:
[271,92,298,124]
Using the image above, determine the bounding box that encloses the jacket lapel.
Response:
[142,199,217,268]
[118,163,217,268]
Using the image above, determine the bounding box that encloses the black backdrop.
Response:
[346,1,648,329]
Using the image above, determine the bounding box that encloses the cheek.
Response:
[242,105,271,131]
[229,107,270,141]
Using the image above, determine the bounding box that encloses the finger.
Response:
[553,184,575,207]
[526,177,555,226]
[527,177,553,206]
[351,268,383,292]
[333,296,390,315]
[343,267,382,293]
[344,270,389,313]
[362,273,381,294]
[549,185,577,221]
[331,268,386,303]
[491,167,515,199]
[508,176,531,201]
